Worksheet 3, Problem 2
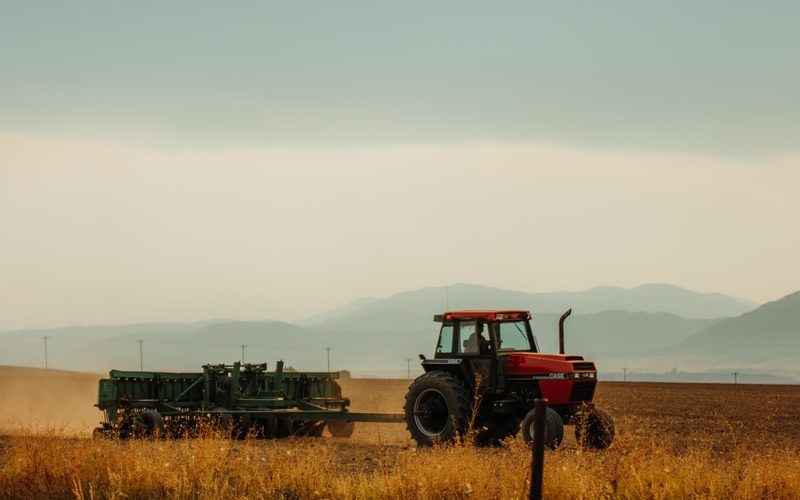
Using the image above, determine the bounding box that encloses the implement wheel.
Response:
[92,426,113,440]
[575,407,615,449]
[521,407,564,450]
[138,410,165,438]
[327,420,355,438]
[404,371,470,446]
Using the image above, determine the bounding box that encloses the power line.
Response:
[0,333,410,365]
[42,336,49,369]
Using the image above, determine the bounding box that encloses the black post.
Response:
[529,398,548,500]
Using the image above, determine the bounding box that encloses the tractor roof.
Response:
[434,310,532,322]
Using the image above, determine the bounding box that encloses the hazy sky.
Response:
[1,2,799,330]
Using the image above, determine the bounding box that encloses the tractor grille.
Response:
[569,381,595,402]
[572,362,595,371]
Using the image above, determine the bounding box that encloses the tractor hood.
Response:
[504,352,597,376]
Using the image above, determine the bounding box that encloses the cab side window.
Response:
[437,325,454,354]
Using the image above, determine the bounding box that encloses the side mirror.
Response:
[418,354,427,361]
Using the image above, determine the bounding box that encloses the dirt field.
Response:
[342,377,800,451]
[2,367,800,498]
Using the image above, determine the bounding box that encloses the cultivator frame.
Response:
[94,361,403,439]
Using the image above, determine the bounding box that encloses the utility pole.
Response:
[325,347,331,373]
[733,371,738,385]
[406,357,411,379]
[240,344,246,363]
[623,367,628,382]
[42,336,49,369]
[138,339,143,371]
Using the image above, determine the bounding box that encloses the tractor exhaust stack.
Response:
[558,309,572,354]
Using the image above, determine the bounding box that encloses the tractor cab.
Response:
[433,310,539,356]
[427,310,539,393]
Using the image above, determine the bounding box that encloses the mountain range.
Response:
[1,283,797,381]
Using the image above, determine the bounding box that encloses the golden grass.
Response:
[3,373,800,499]
[1,430,799,499]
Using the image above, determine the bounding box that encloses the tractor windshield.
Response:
[496,321,535,352]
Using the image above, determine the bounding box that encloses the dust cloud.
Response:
[0,366,101,435]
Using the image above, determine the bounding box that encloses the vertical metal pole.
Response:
[529,398,547,500]
[138,339,143,370]
[734,371,738,385]
[43,336,49,369]
[623,367,628,382]
[240,344,246,363]
[325,347,331,373]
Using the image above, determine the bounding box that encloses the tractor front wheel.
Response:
[574,407,615,449]
[521,407,564,450]
[404,371,470,446]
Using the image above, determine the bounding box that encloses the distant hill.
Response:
[672,291,800,363]
[0,283,769,377]
[303,283,756,323]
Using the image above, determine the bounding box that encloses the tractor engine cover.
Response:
[504,353,598,405]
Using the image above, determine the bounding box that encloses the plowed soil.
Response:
[2,367,800,451]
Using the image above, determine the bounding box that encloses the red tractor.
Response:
[404,309,615,448]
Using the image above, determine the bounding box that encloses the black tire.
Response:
[574,407,615,449]
[306,421,325,437]
[475,416,521,446]
[521,407,564,450]
[138,410,165,438]
[92,426,113,440]
[327,420,355,438]
[404,371,470,446]
[209,408,234,437]
[274,416,293,438]
[233,413,252,440]
[292,419,325,437]
[258,416,277,438]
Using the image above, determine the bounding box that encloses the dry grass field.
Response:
[2,367,800,499]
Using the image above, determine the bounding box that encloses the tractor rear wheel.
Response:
[521,407,564,450]
[574,407,615,449]
[404,371,470,446]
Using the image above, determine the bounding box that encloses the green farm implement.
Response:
[94,361,403,439]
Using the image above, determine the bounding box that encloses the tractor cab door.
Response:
[456,321,494,393]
